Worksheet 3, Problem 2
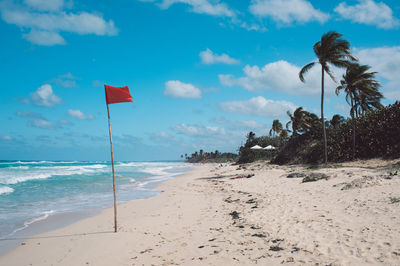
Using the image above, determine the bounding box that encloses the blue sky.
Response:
[0,0,399,161]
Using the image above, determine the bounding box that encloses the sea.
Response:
[0,160,192,244]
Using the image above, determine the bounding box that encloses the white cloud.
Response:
[149,131,179,143]
[59,119,73,125]
[1,136,13,141]
[29,119,59,129]
[355,46,400,100]
[2,9,118,35]
[67,109,94,120]
[240,22,267,32]
[24,0,64,12]
[334,0,399,29]
[219,96,296,118]
[0,2,118,45]
[29,84,62,107]
[16,110,44,119]
[199,48,239,64]
[51,72,78,87]
[172,123,226,137]
[156,0,235,17]
[164,80,202,98]
[355,46,400,84]
[59,72,77,79]
[140,0,272,32]
[230,119,264,130]
[249,0,329,24]
[23,30,65,45]
[219,60,338,96]
[213,117,265,130]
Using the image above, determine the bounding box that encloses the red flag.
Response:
[104,84,133,105]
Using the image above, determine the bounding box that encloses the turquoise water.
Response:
[0,161,191,239]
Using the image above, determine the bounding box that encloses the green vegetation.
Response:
[237,132,281,164]
[269,119,283,137]
[336,63,383,159]
[237,102,400,164]
[390,197,400,204]
[389,171,398,176]
[273,102,400,164]
[184,150,237,163]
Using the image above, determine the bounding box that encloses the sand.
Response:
[1,160,400,265]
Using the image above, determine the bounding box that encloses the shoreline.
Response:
[1,161,399,265]
[0,208,101,255]
[0,164,193,256]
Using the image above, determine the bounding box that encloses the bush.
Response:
[272,101,400,164]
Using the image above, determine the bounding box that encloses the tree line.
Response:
[183,150,238,163]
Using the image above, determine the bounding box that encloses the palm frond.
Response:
[299,62,316,82]
[335,85,343,95]
[324,65,337,82]
[286,121,292,131]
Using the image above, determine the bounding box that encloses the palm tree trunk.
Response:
[351,97,355,160]
[355,100,359,118]
[321,65,327,164]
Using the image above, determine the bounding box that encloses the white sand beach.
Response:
[1,160,400,265]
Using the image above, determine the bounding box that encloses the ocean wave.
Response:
[0,173,52,185]
[0,186,14,195]
[35,164,107,170]
[10,210,55,236]
[0,164,109,185]
[7,166,29,170]
[117,162,185,167]
[0,161,79,165]
[138,164,190,176]
[139,166,173,176]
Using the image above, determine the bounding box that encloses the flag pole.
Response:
[106,103,118,233]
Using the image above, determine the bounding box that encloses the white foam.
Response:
[0,186,14,195]
[0,161,79,165]
[0,173,52,185]
[10,210,55,235]
[0,164,108,185]
[7,166,29,170]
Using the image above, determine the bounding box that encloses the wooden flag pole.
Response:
[106,104,118,233]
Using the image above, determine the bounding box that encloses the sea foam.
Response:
[0,186,14,195]
[0,164,108,185]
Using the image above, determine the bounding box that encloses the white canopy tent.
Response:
[250,145,263,150]
[264,145,276,150]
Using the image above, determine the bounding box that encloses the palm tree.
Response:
[330,114,345,128]
[305,112,322,133]
[246,131,256,143]
[355,89,383,117]
[336,63,383,159]
[286,107,312,135]
[279,129,290,145]
[269,119,283,137]
[299,31,357,164]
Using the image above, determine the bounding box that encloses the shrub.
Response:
[272,101,400,164]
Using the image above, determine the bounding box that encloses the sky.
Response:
[0,0,399,161]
